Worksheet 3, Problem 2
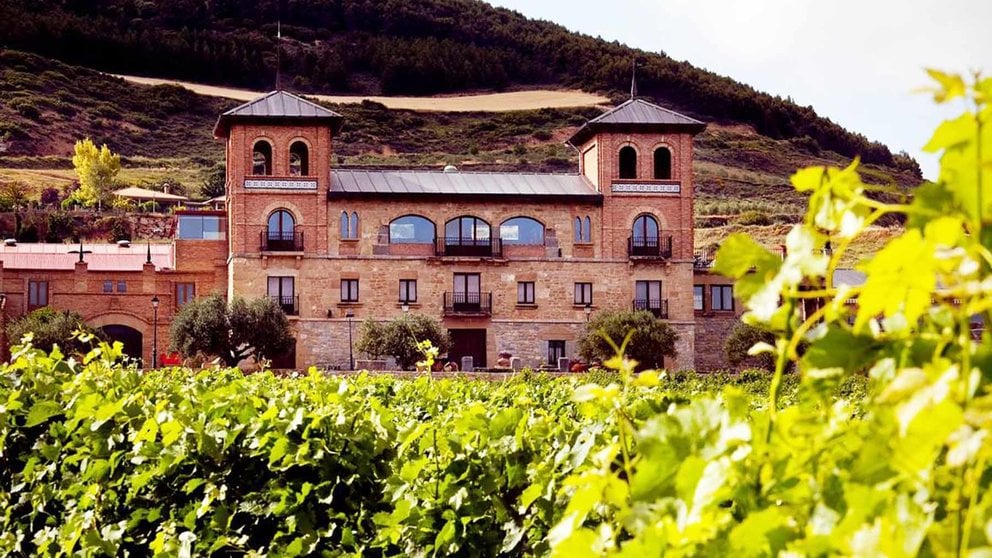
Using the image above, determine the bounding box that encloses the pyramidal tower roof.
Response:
[213,90,344,137]
[567,98,705,146]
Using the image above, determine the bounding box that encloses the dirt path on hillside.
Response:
[113,75,609,112]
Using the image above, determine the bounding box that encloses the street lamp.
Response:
[151,296,160,368]
[345,310,354,371]
[401,302,410,313]
[584,303,592,322]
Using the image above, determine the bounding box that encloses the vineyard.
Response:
[1,71,991,556]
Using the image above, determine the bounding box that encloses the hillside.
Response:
[0,0,921,175]
[0,50,920,227]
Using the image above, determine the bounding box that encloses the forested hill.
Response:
[0,0,917,173]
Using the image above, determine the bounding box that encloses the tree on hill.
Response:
[70,138,121,208]
[578,310,678,371]
[356,314,451,370]
[7,307,101,355]
[169,294,295,367]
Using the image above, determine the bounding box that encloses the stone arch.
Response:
[251,137,274,176]
[288,137,312,177]
[652,143,674,180]
[259,200,306,227]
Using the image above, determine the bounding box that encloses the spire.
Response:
[630,59,638,100]
[275,20,282,91]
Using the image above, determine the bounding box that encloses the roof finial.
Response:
[275,20,282,91]
[146,242,152,265]
[630,59,638,100]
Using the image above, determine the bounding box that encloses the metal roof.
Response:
[113,186,189,202]
[567,98,706,146]
[213,90,344,137]
[328,169,600,201]
[0,243,174,271]
[832,269,866,287]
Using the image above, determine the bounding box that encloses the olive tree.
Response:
[578,309,678,371]
[169,294,294,367]
[7,307,101,355]
[356,314,451,370]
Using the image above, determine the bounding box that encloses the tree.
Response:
[578,310,678,371]
[200,164,226,199]
[724,321,776,371]
[169,295,294,367]
[70,138,121,208]
[355,314,451,370]
[7,307,100,355]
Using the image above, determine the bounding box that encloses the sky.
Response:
[488,0,992,179]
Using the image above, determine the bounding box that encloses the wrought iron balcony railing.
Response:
[443,291,493,315]
[628,235,673,258]
[270,295,299,316]
[435,236,502,258]
[632,298,669,319]
[261,228,304,252]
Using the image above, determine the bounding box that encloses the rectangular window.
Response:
[177,215,226,240]
[176,283,196,307]
[341,279,359,303]
[28,280,49,309]
[399,279,417,303]
[634,280,662,308]
[103,280,113,293]
[268,276,297,315]
[517,281,535,305]
[548,340,566,367]
[574,282,593,305]
[117,280,127,293]
[711,285,734,311]
[453,273,481,296]
[693,285,704,311]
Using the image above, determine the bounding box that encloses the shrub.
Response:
[6,307,99,355]
[578,309,678,370]
[724,321,776,370]
[736,209,773,226]
[356,314,452,369]
[39,187,61,207]
[169,294,295,367]
[44,211,75,242]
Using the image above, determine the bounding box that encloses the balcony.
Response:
[443,291,493,315]
[633,299,669,319]
[628,235,673,259]
[436,237,503,258]
[261,228,304,252]
[270,295,299,316]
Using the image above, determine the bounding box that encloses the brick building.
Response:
[0,90,743,370]
[216,91,740,370]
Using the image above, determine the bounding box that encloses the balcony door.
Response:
[453,273,481,311]
[634,280,662,313]
[267,276,296,314]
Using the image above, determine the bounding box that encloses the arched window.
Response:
[619,145,637,179]
[340,211,360,239]
[653,147,672,179]
[500,217,545,245]
[266,209,296,250]
[289,141,309,176]
[389,215,436,243]
[632,214,659,244]
[583,216,591,242]
[252,140,272,176]
[445,216,490,242]
[574,216,592,243]
[574,217,582,242]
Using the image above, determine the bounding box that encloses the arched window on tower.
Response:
[289,141,309,176]
[619,145,637,179]
[252,140,272,176]
[265,209,297,251]
[630,214,661,256]
[653,146,672,179]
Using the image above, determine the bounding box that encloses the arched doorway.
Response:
[99,325,143,363]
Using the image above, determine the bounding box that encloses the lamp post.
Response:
[0,293,6,362]
[346,310,354,371]
[584,303,592,322]
[401,302,410,314]
[151,296,160,369]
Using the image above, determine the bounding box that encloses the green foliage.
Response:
[356,314,452,369]
[44,211,75,242]
[578,310,678,370]
[0,339,866,556]
[6,307,99,355]
[736,209,773,226]
[724,321,777,370]
[70,138,120,207]
[169,295,295,367]
[200,163,225,199]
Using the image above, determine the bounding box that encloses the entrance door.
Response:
[99,324,143,364]
[448,329,487,369]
